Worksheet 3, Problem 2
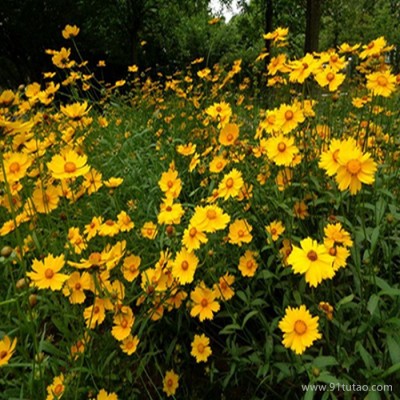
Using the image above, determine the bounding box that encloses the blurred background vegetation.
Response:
[1,0,399,88]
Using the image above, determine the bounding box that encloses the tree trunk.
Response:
[264,0,273,65]
[304,0,322,54]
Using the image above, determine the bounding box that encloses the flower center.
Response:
[246,260,253,269]
[277,142,286,152]
[332,149,340,162]
[167,180,173,188]
[105,219,114,226]
[54,384,63,396]
[75,282,82,290]
[201,298,208,308]
[64,161,77,173]
[227,133,233,141]
[189,227,197,237]
[267,116,275,124]
[93,306,100,314]
[121,318,128,328]
[45,268,54,279]
[197,343,205,353]
[167,378,174,387]
[0,350,8,359]
[166,206,172,212]
[368,42,374,49]
[294,320,307,335]
[206,210,217,219]
[302,62,309,69]
[9,162,21,173]
[326,72,335,82]
[377,76,388,86]
[181,261,189,271]
[329,247,337,256]
[220,281,227,290]
[89,252,102,265]
[307,250,318,261]
[271,228,277,235]
[216,161,223,169]
[285,110,294,120]
[216,106,222,113]
[238,229,244,237]
[330,55,338,62]
[226,178,234,188]
[346,159,361,175]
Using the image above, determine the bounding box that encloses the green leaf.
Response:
[386,335,400,364]
[242,310,258,328]
[380,362,400,378]
[367,294,380,315]
[315,372,341,385]
[355,342,376,369]
[312,356,339,369]
[219,323,241,335]
[370,226,380,254]
[336,294,354,309]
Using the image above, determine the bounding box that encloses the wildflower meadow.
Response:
[1,19,400,400]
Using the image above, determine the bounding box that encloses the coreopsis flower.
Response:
[0,152,32,183]
[324,222,353,248]
[325,244,350,272]
[338,42,360,54]
[70,336,88,359]
[84,216,103,240]
[120,334,140,355]
[182,225,208,251]
[238,250,258,277]
[209,155,229,173]
[176,142,196,156]
[62,271,92,304]
[266,134,299,166]
[279,305,322,354]
[27,254,68,291]
[97,389,118,400]
[52,47,75,69]
[121,254,141,282]
[60,101,90,120]
[172,248,199,284]
[276,168,293,191]
[267,54,291,76]
[191,334,212,363]
[219,123,239,146]
[315,68,346,91]
[319,302,334,320]
[0,336,17,367]
[275,103,305,134]
[214,273,235,300]
[265,220,285,242]
[62,24,80,39]
[117,210,134,232]
[228,219,253,246]
[205,101,232,127]
[104,177,123,188]
[287,238,335,287]
[288,53,320,83]
[141,221,158,239]
[98,219,120,237]
[366,70,397,97]
[218,168,244,200]
[46,374,65,400]
[293,201,309,219]
[190,284,220,321]
[111,306,135,341]
[263,26,289,45]
[190,205,230,233]
[128,64,139,73]
[320,51,347,71]
[359,36,387,59]
[335,145,377,195]
[84,298,106,329]
[157,198,185,225]
[159,168,182,199]
[163,370,179,397]
[67,226,87,254]
[31,184,61,214]
[47,149,90,180]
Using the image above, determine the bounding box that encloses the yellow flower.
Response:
[0,152,32,183]
[46,374,65,400]
[275,103,305,134]
[182,225,208,251]
[157,198,185,225]
[266,134,299,166]
[158,168,182,199]
[288,53,320,83]
[60,101,90,120]
[62,24,80,39]
[62,271,92,304]
[84,298,106,329]
[104,177,123,188]
[324,222,353,248]
[315,68,346,91]
[219,123,239,146]
[205,101,232,127]
[228,219,253,246]
[319,138,356,177]
[191,334,212,363]
[265,220,285,242]
[336,146,377,195]
[141,221,158,239]
[359,36,387,59]
[267,54,291,75]
[263,27,289,44]
[209,155,228,173]
[47,149,90,180]
[117,210,134,232]
[52,47,75,69]
[111,306,135,341]
[190,205,230,233]
[0,336,17,367]
[287,238,335,287]
[120,334,140,355]
[163,370,179,397]
[128,64,139,73]
[172,247,199,284]
[279,305,322,354]
[31,183,61,214]
[238,250,258,277]
[190,284,220,321]
[97,389,118,400]
[121,254,141,282]
[218,168,244,200]
[366,70,397,97]
[176,142,196,156]
[27,254,68,291]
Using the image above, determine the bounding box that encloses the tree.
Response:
[304,0,322,53]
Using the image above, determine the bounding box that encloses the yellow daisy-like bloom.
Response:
[190,205,230,233]
[172,247,199,285]
[52,47,75,69]
[1,152,32,183]
[228,219,253,246]
[141,221,158,239]
[214,273,235,300]
[97,389,118,400]
[366,70,397,97]
[120,334,140,356]
[60,101,90,120]
[47,149,90,180]
[163,370,179,397]
[27,254,68,291]
[31,184,61,214]
[320,51,347,72]
[209,155,229,173]
[336,146,377,195]
[176,142,196,156]
[238,250,258,277]
[314,68,346,92]
[0,336,17,367]
[218,168,244,200]
[46,374,65,400]
[205,101,232,127]
[265,220,285,242]
[288,53,320,83]
[190,284,220,321]
[278,305,322,355]
[324,222,353,248]
[158,168,182,199]
[117,210,134,232]
[62,271,92,304]
[121,254,141,282]
[359,36,387,59]
[191,334,212,363]
[157,198,185,225]
[182,225,208,251]
[287,238,335,287]
[319,138,356,177]
[219,123,239,146]
[325,244,350,272]
[84,298,106,329]
[275,103,305,134]
[104,177,123,188]
[62,24,80,39]
[111,306,135,341]
[263,26,289,44]
[266,134,299,166]
[267,54,291,76]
